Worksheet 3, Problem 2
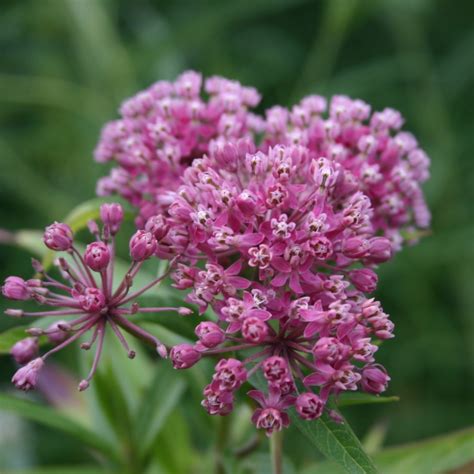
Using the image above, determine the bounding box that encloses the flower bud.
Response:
[360,365,390,394]
[12,357,44,391]
[100,203,124,235]
[195,322,225,348]
[307,235,333,260]
[241,317,268,343]
[296,392,324,420]
[129,230,157,261]
[213,358,247,391]
[145,215,169,240]
[11,337,39,365]
[170,344,201,369]
[2,276,30,300]
[78,380,90,391]
[84,242,110,271]
[236,191,257,216]
[43,222,73,251]
[46,320,70,344]
[202,382,234,416]
[77,288,106,313]
[262,356,288,383]
[5,309,24,317]
[367,237,392,263]
[342,237,370,259]
[348,268,378,293]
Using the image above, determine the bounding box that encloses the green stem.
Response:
[215,414,231,474]
[270,430,283,474]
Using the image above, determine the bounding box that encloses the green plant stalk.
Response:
[270,430,283,474]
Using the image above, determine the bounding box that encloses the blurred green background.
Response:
[0,0,473,472]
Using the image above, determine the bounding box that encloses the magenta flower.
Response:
[2,203,190,391]
[295,392,325,420]
[248,387,296,436]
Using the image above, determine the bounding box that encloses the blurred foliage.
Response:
[0,0,473,472]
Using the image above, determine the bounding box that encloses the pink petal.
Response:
[247,309,272,321]
[271,257,291,273]
[248,390,266,406]
[226,259,242,276]
[289,272,303,294]
[228,276,251,289]
[271,272,289,288]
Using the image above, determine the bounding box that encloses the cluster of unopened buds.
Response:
[2,71,430,437]
[2,203,190,391]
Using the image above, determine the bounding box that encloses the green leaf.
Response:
[0,393,120,463]
[337,392,400,407]
[14,230,48,258]
[136,363,186,459]
[291,409,378,474]
[374,426,474,474]
[301,427,474,474]
[250,373,378,474]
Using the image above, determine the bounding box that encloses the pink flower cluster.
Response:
[160,142,393,435]
[2,203,190,391]
[95,71,430,248]
[91,71,431,435]
[95,71,262,227]
[262,96,431,248]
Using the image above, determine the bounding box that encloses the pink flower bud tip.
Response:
[170,344,201,368]
[179,307,193,316]
[349,268,378,293]
[195,322,225,348]
[145,215,169,240]
[100,203,124,235]
[31,258,44,273]
[46,321,71,344]
[11,337,39,365]
[26,328,44,336]
[157,344,168,359]
[76,288,106,313]
[129,230,157,261]
[2,276,30,300]
[78,380,90,391]
[5,309,24,317]
[43,222,73,251]
[295,393,324,420]
[84,241,111,271]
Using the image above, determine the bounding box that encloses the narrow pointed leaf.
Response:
[337,392,399,407]
[136,364,186,459]
[0,394,120,463]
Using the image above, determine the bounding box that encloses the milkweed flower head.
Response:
[89,71,430,434]
[158,142,394,435]
[95,71,262,227]
[2,203,189,391]
[262,95,431,248]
